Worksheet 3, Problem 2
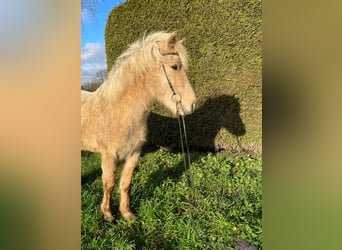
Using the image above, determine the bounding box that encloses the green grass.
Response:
[81,150,262,249]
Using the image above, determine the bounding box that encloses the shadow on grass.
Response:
[142,151,202,196]
[81,151,102,187]
[81,167,102,187]
[146,94,246,151]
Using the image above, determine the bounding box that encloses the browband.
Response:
[162,52,179,56]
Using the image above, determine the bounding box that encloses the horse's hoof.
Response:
[101,205,114,222]
[103,213,114,222]
[121,211,136,220]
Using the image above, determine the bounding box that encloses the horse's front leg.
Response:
[119,151,140,219]
[100,152,116,222]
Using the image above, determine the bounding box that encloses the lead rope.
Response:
[163,61,232,248]
[177,110,235,249]
[176,113,202,245]
[162,61,234,248]
[176,115,193,198]
[175,108,200,243]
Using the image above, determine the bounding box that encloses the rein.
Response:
[161,63,213,248]
[176,102,231,249]
[177,111,235,249]
[160,61,196,214]
[161,62,235,249]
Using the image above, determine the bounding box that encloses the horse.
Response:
[81,31,196,221]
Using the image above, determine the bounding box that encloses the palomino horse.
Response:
[81,31,196,221]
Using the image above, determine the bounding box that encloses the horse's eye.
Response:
[171,65,178,70]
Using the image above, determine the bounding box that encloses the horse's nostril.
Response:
[191,102,196,112]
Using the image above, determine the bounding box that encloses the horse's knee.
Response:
[102,175,115,191]
[120,173,133,192]
[119,153,139,192]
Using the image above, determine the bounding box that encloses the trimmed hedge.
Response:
[105,0,262,154]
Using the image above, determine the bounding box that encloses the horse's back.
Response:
[81,90,96,112]
[81,90,97,152]
[81,90,95,131]
[81,90,92,101]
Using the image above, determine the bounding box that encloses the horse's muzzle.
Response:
[183,101,196,115]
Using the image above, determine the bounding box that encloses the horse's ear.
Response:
[179,38,186,44]
[167,31,177,46]
[157,31,178,53]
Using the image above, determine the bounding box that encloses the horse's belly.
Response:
[81,133,99,152]
[117,138,145,160]
[116,124,147,159]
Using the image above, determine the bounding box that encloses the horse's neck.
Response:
[106,81,153,122]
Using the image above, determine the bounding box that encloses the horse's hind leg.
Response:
[119,151,140,219]
[100,152,116,222]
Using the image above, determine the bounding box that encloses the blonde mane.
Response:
[97,31,189,101]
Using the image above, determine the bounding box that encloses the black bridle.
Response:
[160,52,179,94]
[160,52,184,114]
[161,63,183,114]
[161,63,177,96]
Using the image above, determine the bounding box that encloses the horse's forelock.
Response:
[174,42,189,71]
[139,31,188,69]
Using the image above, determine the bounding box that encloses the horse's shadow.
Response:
[146,94,246,151]
[134,94,246,208]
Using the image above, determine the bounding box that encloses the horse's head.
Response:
[149,32,196,116]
